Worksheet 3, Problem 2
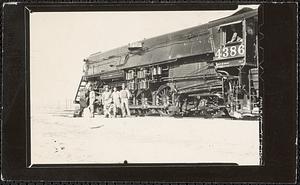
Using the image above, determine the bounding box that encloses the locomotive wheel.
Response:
[136,89,153,106]
[134,89,153,116]
[156,86,173,107]
[156,85,177,116]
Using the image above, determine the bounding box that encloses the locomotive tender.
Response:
[74,8,259,118]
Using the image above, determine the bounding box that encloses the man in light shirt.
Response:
[102,85,112,118]
[120,83,131,117]
[89,88,96,118]
[111,87,121,117]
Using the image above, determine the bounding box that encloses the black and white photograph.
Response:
[29,5,261,165]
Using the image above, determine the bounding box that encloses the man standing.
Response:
[78,88,88,117]
[120,83,131,117]
[111,87,121,117]
[102,85,112,118]
[89,88,96,118]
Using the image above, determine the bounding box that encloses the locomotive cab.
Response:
[211,15,258,117]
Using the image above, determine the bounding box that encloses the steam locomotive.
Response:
[74,8,259,118]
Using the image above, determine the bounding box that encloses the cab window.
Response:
[221,22,243,45]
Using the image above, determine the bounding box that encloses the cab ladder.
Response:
[74,76,87,104]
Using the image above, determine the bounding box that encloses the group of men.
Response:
[78,83,131,118]
[102,83,131,118]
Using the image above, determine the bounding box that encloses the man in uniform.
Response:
[111,87,121,117]
[102,85,112,118]
[229,32,243,43]
[120,83,131,117]
[227,25,243,43]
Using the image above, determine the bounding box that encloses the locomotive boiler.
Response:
[74,8,259,118]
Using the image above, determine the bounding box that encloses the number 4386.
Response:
[216,44,245,59]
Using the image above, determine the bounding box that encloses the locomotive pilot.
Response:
[120,83,131,117]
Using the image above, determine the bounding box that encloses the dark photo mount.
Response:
[1,2,297,183]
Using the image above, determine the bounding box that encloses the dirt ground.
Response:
[31,109,261,165]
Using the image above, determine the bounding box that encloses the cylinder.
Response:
[143,69,147,77]
[157,66,162,75]
[153,67,157,75]
[139,81,143,89]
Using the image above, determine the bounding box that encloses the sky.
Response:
[30,5,259,109]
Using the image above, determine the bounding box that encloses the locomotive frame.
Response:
[75,8,259,119]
